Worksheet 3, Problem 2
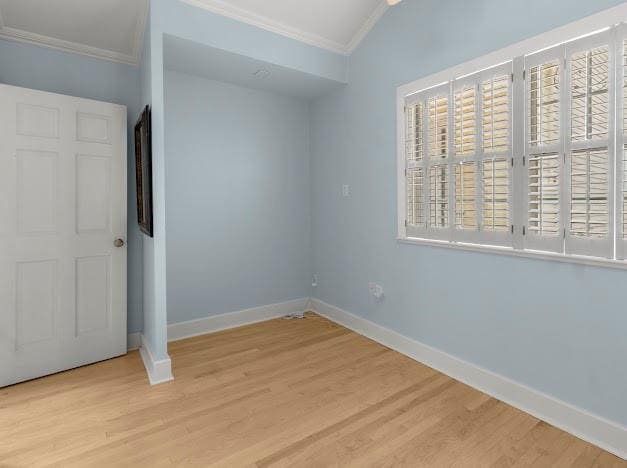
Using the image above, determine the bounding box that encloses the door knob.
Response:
[114,238,125,248]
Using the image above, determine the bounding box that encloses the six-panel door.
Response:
[0,84,127,387]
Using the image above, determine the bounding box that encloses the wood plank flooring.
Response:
[0,313,624,467]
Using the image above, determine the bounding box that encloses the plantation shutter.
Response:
[478,62,514,246]
[564,30,615,258]
[424,83,453,240]
[405,100,425,232]
[404,83,453,240]
[452,77,480,242]
[523,45,565,253]
[617,29,627,260]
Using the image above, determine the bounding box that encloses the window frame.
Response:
[396,7,627,268]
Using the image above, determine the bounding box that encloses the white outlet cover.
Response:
[342,185,350,197]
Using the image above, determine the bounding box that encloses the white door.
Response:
[0,84,127,387]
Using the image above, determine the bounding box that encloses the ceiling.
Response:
[181,0,389,54]
[0,0,148,65]
[0,0,389,66]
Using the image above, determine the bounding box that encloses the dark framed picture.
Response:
[134,105,153,237]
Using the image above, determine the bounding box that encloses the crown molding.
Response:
[346,2,388,53]
[180,0,389,55]
[0,0,148,66]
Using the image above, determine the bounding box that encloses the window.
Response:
[400,25,627,264]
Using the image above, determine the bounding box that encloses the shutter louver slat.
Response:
[407,168,424,226]
[455,162,477,229]
[406,103,423,162]
[483,75,510,153]
[454,87,476,155]
[570,148,609,238]
[429,95,449,159]
[429,165,449,228]
[571,46,609,142]
[529,61,560,146]
[528,153,560,235]
[483,158,510,231]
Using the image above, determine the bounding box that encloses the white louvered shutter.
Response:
[405,100,426,236]
[405,84,454,240]
[617,29,627,260]
[419,83,453,240]
[452,78,480,242]
[523,45,565,253]
[564,31,615,258]
[478,62,514,246]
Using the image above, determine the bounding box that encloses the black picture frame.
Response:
[134,105,153,237]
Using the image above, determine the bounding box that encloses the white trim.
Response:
[397,4,627,97]
[309,298,627,461]
[167,297,310,342]
[179,0,388,55]
[139,334,174,385]
[127,332,141,351]
[398,236,627,270]
[0,0,148,66]
[345,3,389,54]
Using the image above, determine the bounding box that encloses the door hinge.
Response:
[523,156,526,166]
[511,225,514,234]
[523,69,526,80]
[563,152,566,164]
[563,228,566,239]
[511,73,514,82]
[511,158,514,167]
[523,226,526,236]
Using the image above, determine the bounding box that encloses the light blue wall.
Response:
[143,0,347,359]
[0,38,144,334]
[310,0,627,426]
[164,70,311,323]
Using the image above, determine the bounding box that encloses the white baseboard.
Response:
[167,297,310,342]
[138,334,174,385]
[127,332,141,351]
[310,298,627,460]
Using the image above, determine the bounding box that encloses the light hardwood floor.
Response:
[0,313,625,467]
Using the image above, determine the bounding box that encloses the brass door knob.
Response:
[114,238,125,248]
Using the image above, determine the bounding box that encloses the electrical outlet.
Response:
[312,274,318,287]
[342,185,350,197]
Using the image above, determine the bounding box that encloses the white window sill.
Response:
[397,236,627,271]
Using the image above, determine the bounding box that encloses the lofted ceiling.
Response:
[0,0,391,66]
[0,0,148,65]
